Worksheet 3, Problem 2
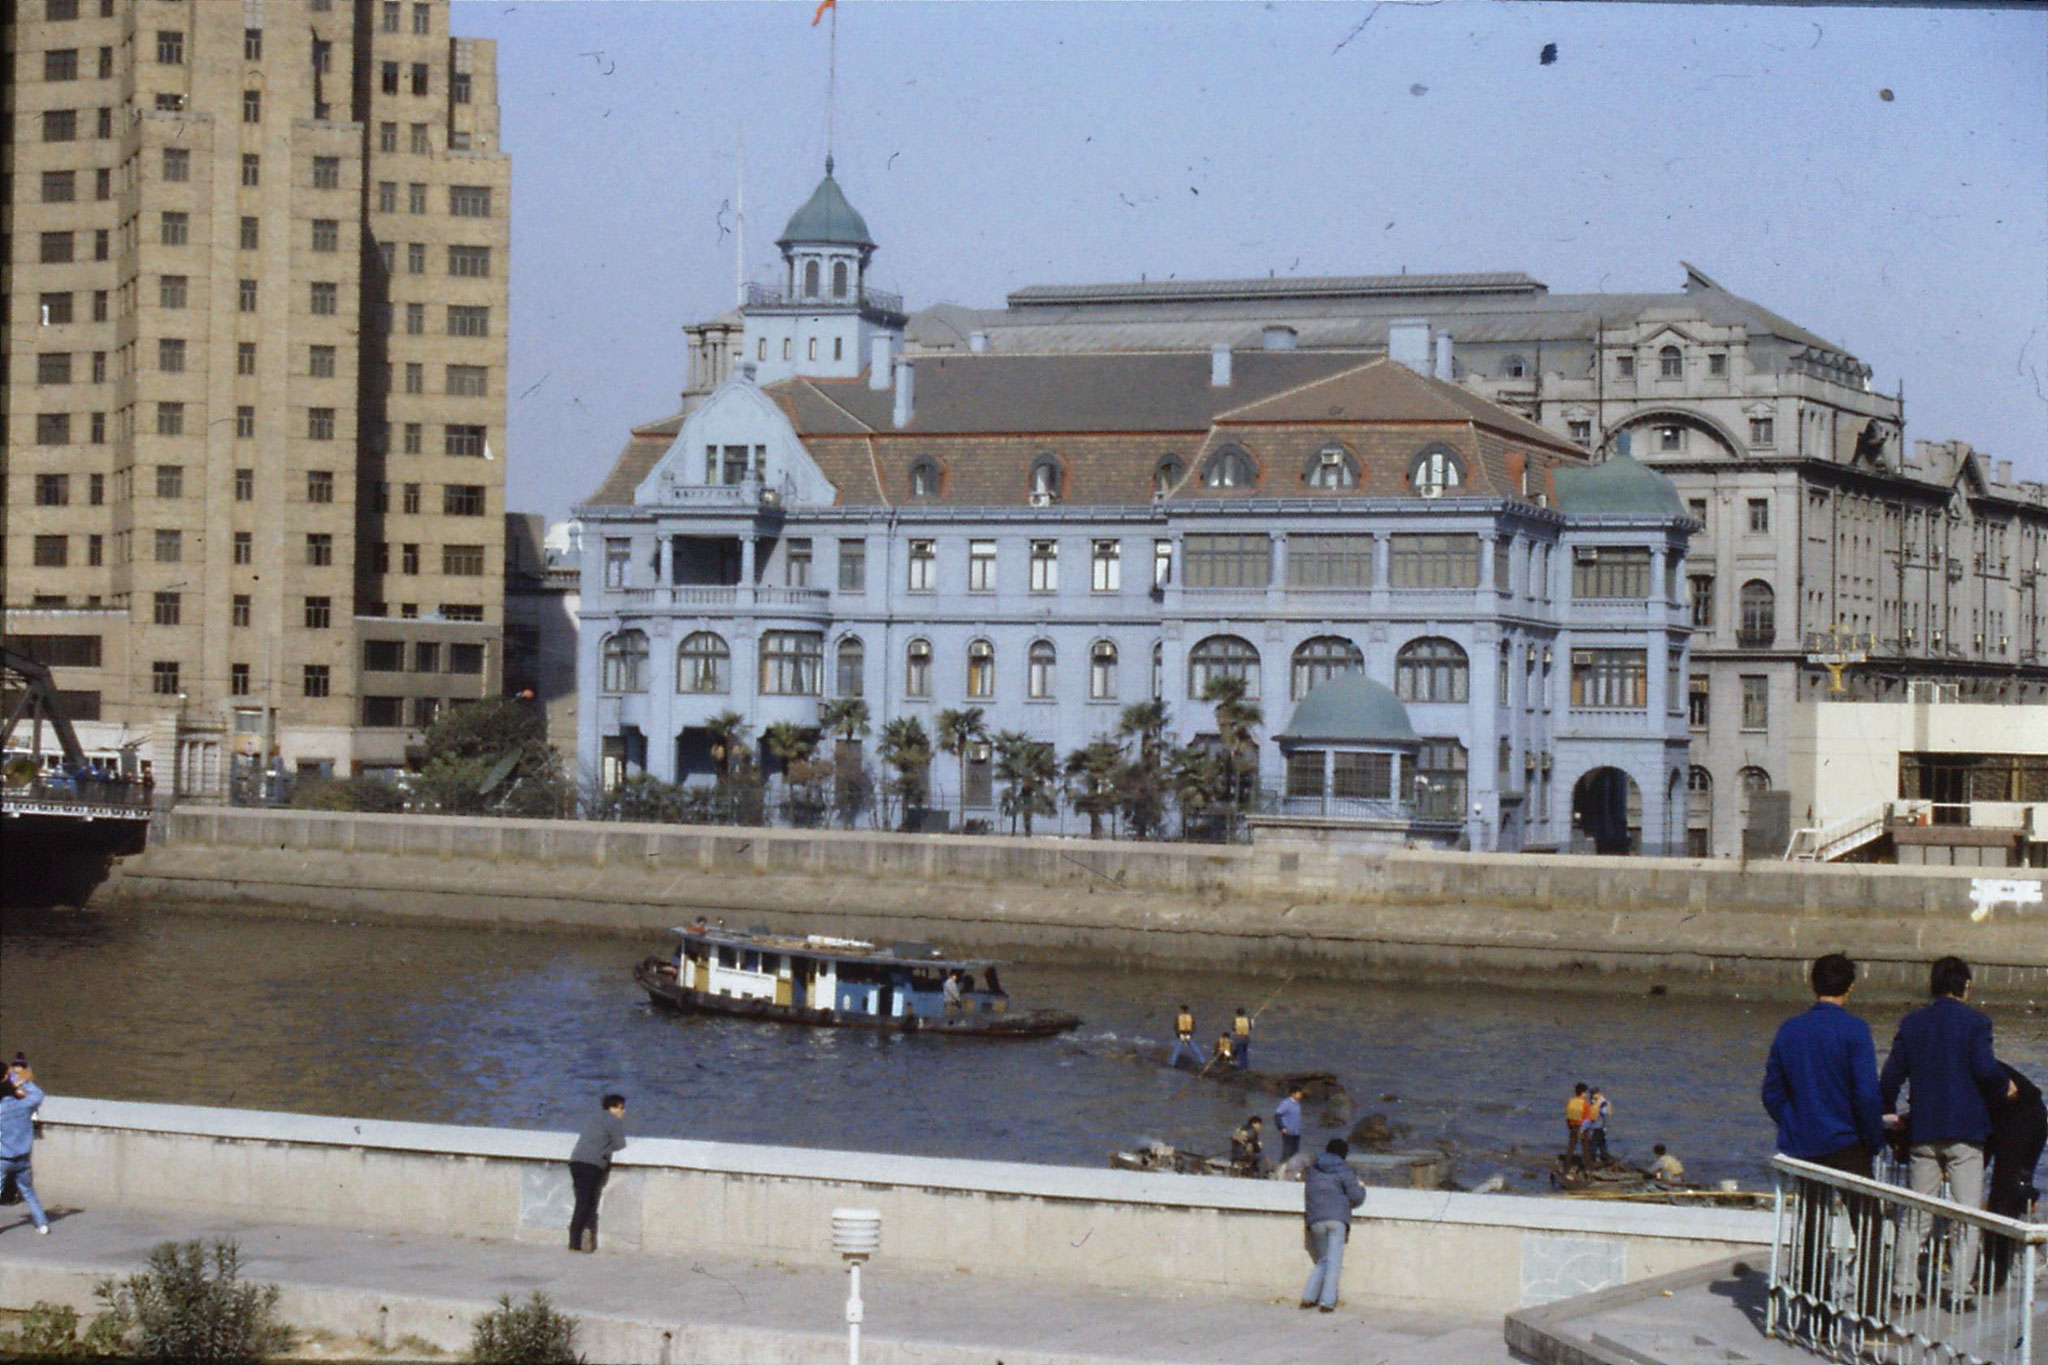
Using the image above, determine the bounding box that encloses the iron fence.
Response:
[1769,1154,2045,1364]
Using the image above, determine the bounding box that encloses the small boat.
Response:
[634,923,1081,1038]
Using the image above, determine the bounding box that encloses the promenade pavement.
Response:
[0,1206,1519,1364]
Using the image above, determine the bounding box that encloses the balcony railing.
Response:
[742,281,904,316]
[1736,629,1777,649]
[614,585,831,611]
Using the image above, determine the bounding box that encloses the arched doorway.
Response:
[1572,766,1641,855]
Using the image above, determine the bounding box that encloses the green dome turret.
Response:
[1554,432,1688,520]
[777,157,875,250]
[1279,675,1419,746]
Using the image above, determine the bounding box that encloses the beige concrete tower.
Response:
[5,0,510,791]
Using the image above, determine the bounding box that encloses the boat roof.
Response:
[670,924,1003,971]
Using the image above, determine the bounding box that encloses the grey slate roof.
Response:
[909,266,1853,363]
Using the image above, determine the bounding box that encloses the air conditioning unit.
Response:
[1974,633,1985,649]
[1419,484,1443,500]
[1931,631,1944,649]
[1028,491,1055,508]
[1576,547,1601,562]
[1999,635,2010,650]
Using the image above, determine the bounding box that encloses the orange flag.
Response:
[811,0,834,25]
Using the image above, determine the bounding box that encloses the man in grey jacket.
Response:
[567,1093,627,1253]
[1300,1138,1367,1312]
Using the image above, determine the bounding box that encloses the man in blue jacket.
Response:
[1881,956,2011,1300]
[1761,954,1885,1326]
[1299,1138,1367,1313]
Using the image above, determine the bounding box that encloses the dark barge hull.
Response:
[633,960,1080,1039]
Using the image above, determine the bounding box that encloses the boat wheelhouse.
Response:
[634,924,1080,1038]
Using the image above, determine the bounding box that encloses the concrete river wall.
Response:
[36,1098,1768,1316]
[99,807,2048,997]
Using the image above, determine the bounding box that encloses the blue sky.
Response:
[451,1,2048,522]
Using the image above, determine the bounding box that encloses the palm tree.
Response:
[817,696,872,826]
[934,706,987,826]
[703,710,750,786]
[877,715,933,829]
[1064,737,1125,840]
[1116,699,1171,839]
[992,730,1058,836]
[762,720,819,770]
[1200,675,1264,839]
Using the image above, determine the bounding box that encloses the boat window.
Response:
[762,953,780,974]
[718,947,736,968]
[743,951,759,972]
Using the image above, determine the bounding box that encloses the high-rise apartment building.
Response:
[5,0,509,793]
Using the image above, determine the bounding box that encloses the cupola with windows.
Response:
[777,156,877,306]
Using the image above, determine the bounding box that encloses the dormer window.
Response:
[1306,444,1359,490]
[832,260,848,299]
[1029,456,1063,505]
[1501,354,1528,380]
[909,457,941,500]
[803,259,821,298]
[1202,446,1256,490]
[1152,456,1185,496]
[1659,345,1683,379]
[1409,445,1464,498]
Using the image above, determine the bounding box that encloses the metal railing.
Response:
[1787,801,1896,861]
[741,281,905,315]
[1768,1154,2045,1363]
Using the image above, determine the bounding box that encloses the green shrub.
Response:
[93,1239,293,1362]
[0,1300,127,1357]
[468,1292,580,1365]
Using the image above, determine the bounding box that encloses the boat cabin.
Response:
[669,925,1009,1020]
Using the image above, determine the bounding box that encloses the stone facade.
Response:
[6,0,509,789]
[897,269,2048,857]
[580,169,1696,854]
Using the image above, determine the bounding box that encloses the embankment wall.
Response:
[35,1099,1768,1316]
[96,807,2048,998]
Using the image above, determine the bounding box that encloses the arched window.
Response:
[1688,764,1713,794]
[1090,640,1119,700]
[1029,456,1062,504]
[1305,444,1359,490]
[600,630,648,693]
[759,630,823,696]
[904,638,932,698]
[965,639,995,699]
[1291,635,1364,700]
[831,259,848,299]
[835,636,864,697]
[1409,445,1464,498]
[803,259,821,298]
[1739,765,1772,829]
[1395,636,1469,703]
[1153,456,1186,496]
[677,631,729,694]
[1201,446,1256,490]
[1659,344,1683,378]
[1739,580,1776,645]
[1501,354,1529,380]
[1027,639,1056,699]
[1188,634,1260,699]
[908,458,941,500]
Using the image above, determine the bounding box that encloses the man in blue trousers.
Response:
[1,1055,50,1235]
[1882,956,2012,1302]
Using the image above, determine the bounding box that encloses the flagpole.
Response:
[735,124,746,308]
[827,2,837,167]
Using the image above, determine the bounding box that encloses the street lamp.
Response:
[830,1208,881,1365]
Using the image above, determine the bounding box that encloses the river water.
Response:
[5,903,2044,1193]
